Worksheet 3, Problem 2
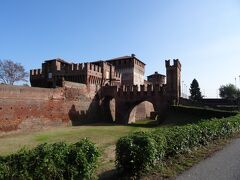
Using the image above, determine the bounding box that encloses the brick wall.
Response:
[0,82,156,133]
[0,83,101,133]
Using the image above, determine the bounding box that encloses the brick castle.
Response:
[0,55,181,133]
[30,54,147,88]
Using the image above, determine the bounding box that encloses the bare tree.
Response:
[0,59,28,85]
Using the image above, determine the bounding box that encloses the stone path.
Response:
[176,138,240,180]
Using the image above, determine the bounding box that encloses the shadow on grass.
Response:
[76,123,119,127]
[128,120,160,128]
[98,167,142,180]
[74,119,160,128]
[98,169,120,180]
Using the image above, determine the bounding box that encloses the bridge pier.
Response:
[154,106,168,123]
[115,101,132,124]
[100,97,115,123]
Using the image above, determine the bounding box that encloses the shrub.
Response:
[29,142,69,179]
[0,138,100,180]
[157,126,199,156]
[116,114,240,175]
[66,139,101,179]
[0,156,8,179]
[116,131,167,175]
[116,132,158,175]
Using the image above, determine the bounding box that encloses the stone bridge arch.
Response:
[115,96,168,124]
[120,99,156,124]
[129,100,155,123]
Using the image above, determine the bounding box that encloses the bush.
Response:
[116,114,240,175]
[0,138,100,180]
[116,133,158,174]
[158,126,198,156]
[66,139,101,179]
[0,156,7,179]
[116,131,166,175]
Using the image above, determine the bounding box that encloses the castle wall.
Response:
[0,83,102,134]
[31,59,121,88]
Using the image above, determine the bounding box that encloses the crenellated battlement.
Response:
[165,59,181,69]
[30,69,42,76]
[89,63,102,73]
[64,62,105,74]
[66,63,89,72]
[117,84,166,96]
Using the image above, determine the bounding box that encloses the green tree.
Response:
[219,84,240,99]
[189,79,203,100]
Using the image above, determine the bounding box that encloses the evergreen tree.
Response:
[189,79,203,100]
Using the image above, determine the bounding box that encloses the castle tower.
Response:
[165,59,181,104]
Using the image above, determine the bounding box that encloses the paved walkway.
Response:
[176,138,240,180]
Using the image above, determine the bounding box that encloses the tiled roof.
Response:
[107,55,146,65]
[107,56,132,60]
[45,58,70,64]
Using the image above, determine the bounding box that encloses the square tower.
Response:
[165,59,181,104]
[106,54,145,86]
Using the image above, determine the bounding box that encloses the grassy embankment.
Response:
[0,106,238,179]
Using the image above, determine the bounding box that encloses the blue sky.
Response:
[1,0,240,97]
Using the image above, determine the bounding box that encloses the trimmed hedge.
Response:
[0,138,100,180]
[116,114,240,175]
[170,105,237,119]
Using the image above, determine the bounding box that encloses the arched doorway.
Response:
[129,101,155,123]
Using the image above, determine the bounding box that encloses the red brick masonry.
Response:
[0,82,99,132]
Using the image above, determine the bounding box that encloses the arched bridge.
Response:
[99,84,176,124]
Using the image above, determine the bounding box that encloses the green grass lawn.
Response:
[0,123,154,155]
[0,120,160,175]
